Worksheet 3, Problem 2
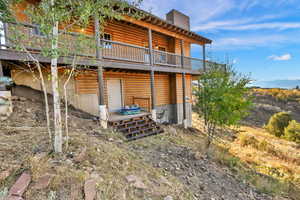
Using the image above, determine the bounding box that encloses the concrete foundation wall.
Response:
[156,103,192,126]
[11,69,100,116]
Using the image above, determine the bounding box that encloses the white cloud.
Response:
[193,21,300,32]
[268,54,292,61]
[212,34,288,50]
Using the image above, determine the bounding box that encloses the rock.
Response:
[74,148,87,163]
[133,180,147,189]
[0,169,11,181]
[125,175,147,189]
[33,175,52,190]
[6,195,24,200]
[9,172,31,197]
[164,195,173,200]
[19,97,26,101]
[84,179,96,200]
[70,183,81,200]
[126,175,138,183]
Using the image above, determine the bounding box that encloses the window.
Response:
[158,46,167,63]
[31,24,45,37]
[101,33,112,49]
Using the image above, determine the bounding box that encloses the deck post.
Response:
[148,28,157,121]
[180,40,187,128]
[0,60,5,91]
[94,15,107,129]
[202,44,206,72]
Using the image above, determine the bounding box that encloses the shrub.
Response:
[284,120,300,144]
[265,112,292,137]
[239,134,258,147]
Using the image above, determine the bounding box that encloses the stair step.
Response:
[118,122,156,132]
[125,126,158,136]
[127,130,162,141]
[116,119,151,128]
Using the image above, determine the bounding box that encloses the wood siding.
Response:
[75,71,190,108]
[13,2,191,56]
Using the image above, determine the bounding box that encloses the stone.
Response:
[164,195,173,200]
[0,169,11,181]
[70,183,81,200]
[33,175,52,190]
[125,175,138,183]
[125,175,147,189]
[74,148,87,163]
[25,108,31,113]
[84,179,96,200]
[133,180,147,189]
[9,172,31,197]
[6,195,24,200]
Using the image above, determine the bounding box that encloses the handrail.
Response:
[101,39,148,50]
[2,21,209,71]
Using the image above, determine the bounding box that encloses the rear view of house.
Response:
[0,1,212,138]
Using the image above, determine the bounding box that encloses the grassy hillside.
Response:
[0,95,292,200]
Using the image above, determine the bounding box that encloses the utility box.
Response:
[166,9,190,30]
[0,91,13,120]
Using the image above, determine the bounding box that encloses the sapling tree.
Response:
[195,63,252,147]
[1,0,143,153]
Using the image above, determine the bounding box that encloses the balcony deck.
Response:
[0,22,206,74]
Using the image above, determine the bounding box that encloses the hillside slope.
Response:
[0,94,282,200]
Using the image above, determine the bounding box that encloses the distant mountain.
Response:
[253,80,300,89]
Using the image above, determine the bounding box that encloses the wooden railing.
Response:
[101,39,150,64]
[153,50,181,67]
[0,22,209,71]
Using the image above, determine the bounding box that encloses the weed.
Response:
[0,188,8,200]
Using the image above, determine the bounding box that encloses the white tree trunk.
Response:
[64,57,76,151]
[51,20,63,153]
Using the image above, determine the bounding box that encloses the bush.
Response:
[239,134,258,147]
[265,112,292,137]
[284,120,300,144]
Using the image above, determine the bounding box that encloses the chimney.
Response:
[166,9,190,30]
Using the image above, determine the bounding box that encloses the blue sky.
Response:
[141,0,300,84]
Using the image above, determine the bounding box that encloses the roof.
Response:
[138,9,212,45]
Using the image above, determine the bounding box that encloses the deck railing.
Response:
[153,50,181,67]
[1,22,210,71]
[101,39,150,64]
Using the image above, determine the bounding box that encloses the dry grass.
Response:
[253,88,300,102]
[230,126,300,186]
[0,126,194,200]
[192,112,300,198]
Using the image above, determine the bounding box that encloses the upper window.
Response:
[158,46,166,52]
[101,33,112,48]
[31,25,45,37]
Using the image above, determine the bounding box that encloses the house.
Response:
[0,1,212,138]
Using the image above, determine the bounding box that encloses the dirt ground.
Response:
[0,92,295,199]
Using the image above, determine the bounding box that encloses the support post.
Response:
[148,28,156,121]
[94,15,107,128]
[0,60,3,77]
[180,40,187,128]
[203,44,206,72]
[202,44,207,126]
[0,60,5,91]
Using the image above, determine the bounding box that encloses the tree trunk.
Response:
[64,57,76,151]
[51,20,63,153]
